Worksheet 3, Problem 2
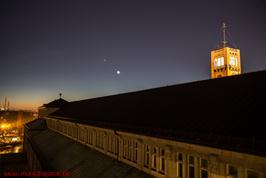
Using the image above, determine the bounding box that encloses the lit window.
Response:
[221,57,224,65]
[214,59,218,67]
[230,56,238,66]
[214,57,224,67]
[247,170,259,178]
[228,165,238,178]
[200,158,208,178]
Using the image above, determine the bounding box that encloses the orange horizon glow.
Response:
[9,102,41,111]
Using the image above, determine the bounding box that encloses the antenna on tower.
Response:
[222,22,227,47]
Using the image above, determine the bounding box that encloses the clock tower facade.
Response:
[211,23,241,79]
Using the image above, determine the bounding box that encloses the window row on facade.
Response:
[213,57,238,68]
[47,119,168,176]
[46,118,262,178]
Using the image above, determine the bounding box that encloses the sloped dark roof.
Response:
[25,119,154,178]
[42,98,68,108]
[51,70,266,156]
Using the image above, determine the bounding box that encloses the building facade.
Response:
[24,70,266,178]
[38,116,265,178]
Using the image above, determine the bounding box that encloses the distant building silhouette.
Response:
[0,97,10,111]
[24,70,266,178]
[38,98,68,118]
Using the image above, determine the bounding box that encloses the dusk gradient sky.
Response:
[1,0,266,110]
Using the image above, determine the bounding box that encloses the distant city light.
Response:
[0,110,36,154]
[0,123,11,130]
[14,146,21,153]
[11,137,18,142]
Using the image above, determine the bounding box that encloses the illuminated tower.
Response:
[211,23,241,79]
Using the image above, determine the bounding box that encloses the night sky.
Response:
[1,0,266,110]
